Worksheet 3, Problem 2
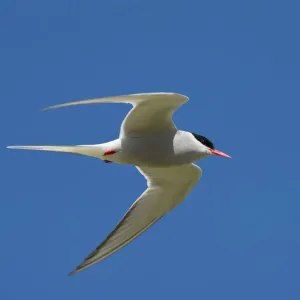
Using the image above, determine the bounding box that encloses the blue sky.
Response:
[1,0,299,299]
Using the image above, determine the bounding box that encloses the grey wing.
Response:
[69,164,202,276]
[119,93,188,135]
[43,93,189,135]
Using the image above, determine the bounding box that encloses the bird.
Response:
[7,92,231,276]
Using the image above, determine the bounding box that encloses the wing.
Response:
[44,93,189,135]
[69,164,202,276]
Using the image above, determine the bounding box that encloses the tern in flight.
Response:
[8,93,231,275]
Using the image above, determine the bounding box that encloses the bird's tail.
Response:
[7,144,103,158]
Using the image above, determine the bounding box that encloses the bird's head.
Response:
[191,133,231,158]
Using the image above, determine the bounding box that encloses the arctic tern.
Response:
[8,92,231,275]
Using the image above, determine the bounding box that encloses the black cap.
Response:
[191,133,215,149]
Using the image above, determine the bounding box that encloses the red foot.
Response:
[104,150,117,156]
[103,150,117,164]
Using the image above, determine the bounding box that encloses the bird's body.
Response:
[8,93,230,275]
[84,130,210,167]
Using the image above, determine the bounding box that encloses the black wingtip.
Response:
[68,264,83,276]
[68,269,78,276]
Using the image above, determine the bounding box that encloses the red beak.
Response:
[210,149,231,158]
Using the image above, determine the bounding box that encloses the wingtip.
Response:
[42,103,64,111]
[41,106,52,112]
[68,269,77,276]
[68,264,83,276]
[68,263,86,276]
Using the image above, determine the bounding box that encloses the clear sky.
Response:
[1,0,299,299]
